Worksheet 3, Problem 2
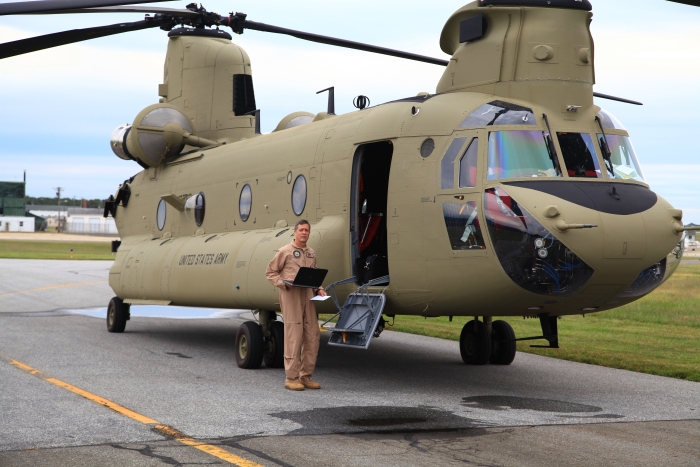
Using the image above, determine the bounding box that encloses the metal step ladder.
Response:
[321,275,388,349]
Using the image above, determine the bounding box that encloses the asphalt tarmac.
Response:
[1,259,699,466]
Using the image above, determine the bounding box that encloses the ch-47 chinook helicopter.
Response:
[2,0,698,369]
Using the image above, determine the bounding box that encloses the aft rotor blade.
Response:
[0,0,174,16]
[593,92,643,106]
[238,19,450,66]
[0,19,160,59]
[667,0,700,6]
[34,5,200,16]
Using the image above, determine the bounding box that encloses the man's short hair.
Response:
[294,219,310,230]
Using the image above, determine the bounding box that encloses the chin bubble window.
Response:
[239,184,252,221]
[156,199,166,230]
[484,187,594,296]
[291,174,307,216]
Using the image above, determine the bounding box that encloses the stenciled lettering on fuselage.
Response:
[178,253,229,266]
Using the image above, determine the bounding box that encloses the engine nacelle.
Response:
[110,104,214,167]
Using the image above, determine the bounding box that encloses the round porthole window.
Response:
[156,199,166,230]
[194,192,205,227]
[240,184,252,221]
[420,138,435,158]
[291,174,307,216]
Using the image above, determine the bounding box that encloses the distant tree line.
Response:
[25,196,107,209]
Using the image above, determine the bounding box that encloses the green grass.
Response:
[325,264,700,382]
[0,240,114,260]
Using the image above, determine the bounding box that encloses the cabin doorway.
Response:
[351,141,393,284]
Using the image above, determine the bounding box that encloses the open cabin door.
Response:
[350,141,393,285]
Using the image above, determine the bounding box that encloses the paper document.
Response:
[310,295,331,301]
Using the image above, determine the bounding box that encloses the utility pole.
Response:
[55,187,63,233]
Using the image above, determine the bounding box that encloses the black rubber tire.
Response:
[490,320,516,365]
[106,296,129,333]
[235,321,264,369]
[263,321,285,368]
[460,320,491,365]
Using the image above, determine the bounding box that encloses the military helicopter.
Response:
[2,0,697,369]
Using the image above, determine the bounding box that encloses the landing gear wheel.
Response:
[235,321,264,369]
[106,297,129,333]
[263,321,285,368]
[489,320,516,365]
[460,320,491,365]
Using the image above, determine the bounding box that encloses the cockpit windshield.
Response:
[557,132,602,178]
[487,130,562,180]
[598,108,626,130]
[460,101,536,128]
[597,134,645,182]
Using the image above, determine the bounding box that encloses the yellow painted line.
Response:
[0,354,263,467]
[44,377,160,425]
[0,281,107,299]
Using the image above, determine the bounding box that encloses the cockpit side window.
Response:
[557,133,602,178]
[459,138,479,188]
[441,137,467,190]
[460,101,536,128]
[487,131,562,180]
[597,134,645,182]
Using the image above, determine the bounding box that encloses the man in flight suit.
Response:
[266,220,327,391]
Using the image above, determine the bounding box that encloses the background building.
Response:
[0,179,25,217]
[0,176,35,232]
[26,205,116,235]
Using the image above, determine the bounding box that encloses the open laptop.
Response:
[283,267,328,289]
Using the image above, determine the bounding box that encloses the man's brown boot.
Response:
[285,380,305,391]
[301,379,321,389]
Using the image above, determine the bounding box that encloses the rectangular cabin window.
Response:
[442,202,486,250]
[440,137,467,190]
[233,74,257,116]
[557,132,602,178]
[459,138,479,188]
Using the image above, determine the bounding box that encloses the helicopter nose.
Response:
[488,183,683,299]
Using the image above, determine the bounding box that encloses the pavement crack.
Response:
[403,433,429,453]
[166,352,193,359]
[111,443,218,466]
[220,437,295,467]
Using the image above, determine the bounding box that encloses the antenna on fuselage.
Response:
[245,109,261,134]
[316,87,335,115]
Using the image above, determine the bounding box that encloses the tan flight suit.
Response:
[265,241,321,383]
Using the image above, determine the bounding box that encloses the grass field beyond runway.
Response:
[0,240,114,260]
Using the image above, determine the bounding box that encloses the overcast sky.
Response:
[0,0,698,222]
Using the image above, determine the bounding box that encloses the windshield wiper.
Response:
[541,113,562,176]
[595,116,615,177]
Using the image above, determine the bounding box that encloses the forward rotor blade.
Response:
[0,19,160,59]
[593,92,643,106]
[33,5,200,16]
[0,0,174,16]
[667,0,700,6]
[238,19,450,66]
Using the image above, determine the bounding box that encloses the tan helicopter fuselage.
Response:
[108,2,684,320]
